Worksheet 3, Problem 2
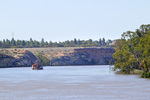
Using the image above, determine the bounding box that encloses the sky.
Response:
[0,0,150,42]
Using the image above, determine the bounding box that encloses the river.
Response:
[0,65,150,100]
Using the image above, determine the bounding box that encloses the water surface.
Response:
[0,65,150,100]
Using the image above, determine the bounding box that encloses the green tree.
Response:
[113,24,150,77]
[66,40,69,45]
[36,52,50,66]
[99,38,102,45]
[6,39,11,48]
[77,39,81,47]
[102,38,105,45]
[29,38,34,47]
[74,38,77,45]
[88,39,92,45]
[21,40,26,47]
[138,30,150,72]
[16,40,21,47]
[113,39,136,74]
[40,38,44,47]
[49,41,53,47]
[26,41,30,47]
[11,38,16,47]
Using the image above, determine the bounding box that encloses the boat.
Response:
[32,60,43,70]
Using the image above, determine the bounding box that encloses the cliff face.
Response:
[51,48,115,66]
[0,50,37,67]
[51,50,91,65]
[15,50,37,66]
[74,48,115,65]
[0,48,115,67]
[0,54,16,67]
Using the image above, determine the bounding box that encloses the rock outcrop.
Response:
[51,50,91,65]
[75,48,115,65]
[0,54,16,67]
[0,48,115,67]
[51,47,115,66]
[0,50,37,67]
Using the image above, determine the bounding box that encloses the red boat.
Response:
[32,61,43,70]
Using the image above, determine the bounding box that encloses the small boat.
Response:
[32,61,43,70]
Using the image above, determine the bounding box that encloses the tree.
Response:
[77,39,81,46]
[138,29,150,72]
[21,40,26,46]
[49,41,53,47]
[65,40,70,45]
[102,38,105,45]
[40,38,44,47]
[36,52,50,66]
[99,38,102,45]
[45,41,49,47]
[29,38,34,47]
[33,40,40,47]
[74,38,77,45]
[26,41,30,47]
[88,39,92,45]
[113,39,136,74]
[113,24,150,77]
[6,39,11,47]
[11,38,16,47]
[16,40,21,47]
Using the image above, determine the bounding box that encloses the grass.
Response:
[115,69,143,75]
[133,69,143,75]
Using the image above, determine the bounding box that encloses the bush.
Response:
[141,72,150,78]
[144,73,147,78]
[36,52,50,66]
[141,72,144,78]
[147,72,150,78]
[141,72,147,78]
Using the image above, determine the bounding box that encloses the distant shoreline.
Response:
[0,64,112,68]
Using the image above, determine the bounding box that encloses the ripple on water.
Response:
[0,65,150,100]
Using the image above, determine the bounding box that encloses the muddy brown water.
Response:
[0,65,150,100]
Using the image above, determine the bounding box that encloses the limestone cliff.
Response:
[0,54,16,67]
[74,48,115,65]
[0,48,115,67]
[51,48,115,66]
[0,50,37,67]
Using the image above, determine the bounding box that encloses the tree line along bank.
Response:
[0,38,114,48]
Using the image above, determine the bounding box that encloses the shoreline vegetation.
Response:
[113,24,150,78]
[115,69,143,75]
[0,37,113,48]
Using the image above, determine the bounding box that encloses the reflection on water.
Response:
[0,65,150,100]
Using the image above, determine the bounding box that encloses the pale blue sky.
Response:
[0,0,150,42]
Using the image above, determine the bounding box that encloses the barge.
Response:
[32,61,43,70]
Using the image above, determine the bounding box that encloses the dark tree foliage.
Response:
[36,52,50,66]
[0,38,110,48]
[113,24,150,78]
[99,38,102,45]
[102,38,105,45]
[74,38,77,45]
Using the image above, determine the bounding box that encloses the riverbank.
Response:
[115,69,143,75]
[0,47,115,67]
[0,50,37,67]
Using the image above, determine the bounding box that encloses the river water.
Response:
[0,65,150,100]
